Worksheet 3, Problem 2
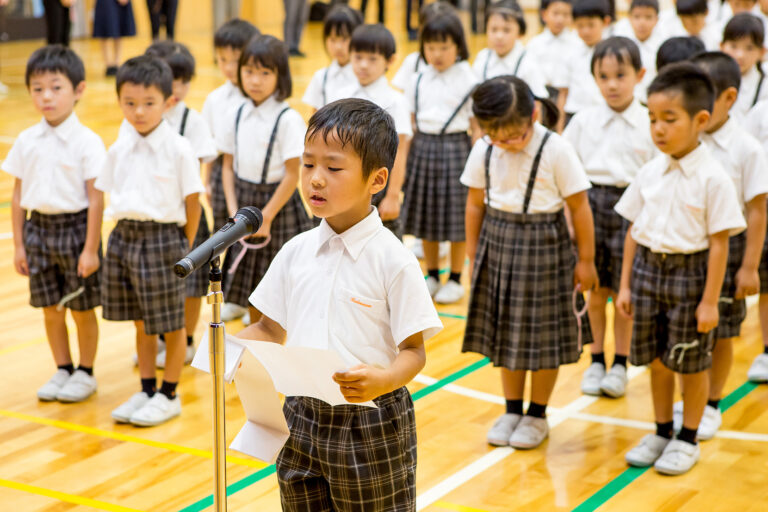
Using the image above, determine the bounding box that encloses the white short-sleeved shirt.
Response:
[342,76,413,137]
[166,101,217,163]
[2,113,105,214]
[217,96,306,184]
[202,80,247,149]
[392,51,428,91]
[744,99,768,152]
[460,123,591,213]
[615,143,746,253]
[701,117,768,210]
[405,61,478,134]
[563,40,604,114]
[471,44,549,98]
[249,208,443,369]
[302,60,358,110]
[525,28,581,88]
[733,64,768,121]
[563,99,657,187]
[656,9,722,49]
[95,120,205,226]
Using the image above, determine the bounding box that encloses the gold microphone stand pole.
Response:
[207,257,227,511]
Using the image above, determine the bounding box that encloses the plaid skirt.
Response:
[588,185,629,293]
[185,205,212,298]
[759,202,768,292]
[102,219,187,335]
[210,155,229,231]
[401,132,470,242]
[630,246,714,373]
[716,233,747,339]
[223,178,312,308]
[462,208,591,371]
[24,209,101,311]
[277,387,416,512]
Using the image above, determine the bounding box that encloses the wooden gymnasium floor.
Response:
[1,1,768,510]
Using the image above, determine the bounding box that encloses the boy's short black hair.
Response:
[591,36,643,73]
[350,24,396,59]
[723,13,765,47]
[630,0,659,13]
[239,34,292,101]
[116,55,173,98]
[323,4,364,40]
[647,61,715,116]
[306,98,398,180]
[486,0,527,36]
[541,0,572,10]
[25,44,85,88]
[145,40,195,82]
[656,36,706,71]
[691,51,741,95]
[420,12,470,62]
[676,0,708,16]
[214,18,260,50]
[572,0,611,20]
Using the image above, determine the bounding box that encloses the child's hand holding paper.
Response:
[333,364,392,403]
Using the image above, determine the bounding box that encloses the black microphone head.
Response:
[235,206,263,233]
[174,258,194,279]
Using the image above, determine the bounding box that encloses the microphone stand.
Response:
[207,257,227,511]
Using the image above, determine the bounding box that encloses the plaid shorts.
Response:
[716,233,747,339]
[101,219,187,335]
[23,210,101,311]
[277,387,416,512]
[630,246,715,373]
[185,205,212,298]
[223,178,312,308]
[462,208,591,371]
[402,132,470,242]
[209,155,229,231]
[588,185,629,293]
[759,202,768,293]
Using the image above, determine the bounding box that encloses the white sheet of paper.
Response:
[191,331,245,383]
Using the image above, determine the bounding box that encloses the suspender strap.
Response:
[482,51,491,80]
[321,67,330,106]
[415,72,472,135]
[414,55,421,72]
[483,144,493,204]
[513,50,526,76]
[261,107,291,183]
[414,72,424,133]
[179,107,190,136]
[440,90,473,135]
[522,130,552,214]
[233,103,245,174]
[753,66,765,107]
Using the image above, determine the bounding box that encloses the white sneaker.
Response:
[509,416,549,449]
[486,413,523,446]
[130,393,181,427]
[425,276,441,297]
[133,338,165,367]
[221,302,246,322]
[242,311,251,326]
[37,369,72,401]
[56,370,97,403]
[600,365,628,398]
[673,401,684,433]
[438,241,449,258]
[112,392,151,423]
[156,344,195,368]
[626,434,671,467]
[748,353,768,382]
[434,280,464,304]
[410,239,424,259]
[581,363,606,396]
[697,405,722,441]
[654,439,700,475]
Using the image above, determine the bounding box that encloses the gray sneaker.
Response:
[37,369,72,401]
[509,416,549,449]
[56,370,97,403]
[486,413,523,446]
[581,363,606,396]
[599,365,628,398]
[748,353,768,382]
[626,434,670,467]
[654,439,700,475]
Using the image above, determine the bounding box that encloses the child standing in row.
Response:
[403,11,479,304]
[462,76,597,449]
[5,45,104,404]
[616,0,664,101]
[219,35,312,326]
[721,13,768,119]
[527,0,580,100]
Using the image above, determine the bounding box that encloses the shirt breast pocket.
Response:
[152,172,179,200]
[332,286,389,345]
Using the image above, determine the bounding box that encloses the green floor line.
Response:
[571,380,760,512]
[438,312,467,320]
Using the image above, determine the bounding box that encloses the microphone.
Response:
[174,206,263,278]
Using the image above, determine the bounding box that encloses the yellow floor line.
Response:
[434,501,492,512]
[0,478,145,512]
[0,336,47,357]
[0,409,266,469]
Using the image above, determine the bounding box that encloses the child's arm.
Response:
[556,88,568,133]
[465,187,486,281]
[183,193,202,247]
[11,179,28,276]
[735,194,767,298]
[564,190,598,291]
[78,178,103,278]
[697,230,730,333]
[333,332,426,403]
[378,135,410,222]
[616,227,637,319]
[252,157,301,238]
[222,153,238,217]
[203,160,214,206]
[236,312,287,345]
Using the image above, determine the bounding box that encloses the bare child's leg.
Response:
[650,358,675,425]
[184,297,202,340]
[681,370,709,436]
[760,294,768,349]
[422,240,440,271]
[501,368,526,400]
[135,320,159,381]
[587,288,609,355]
[112,38,122,67]
[450,241,465,275]
[43,306,71,367]
[70,309,98,368]
[162,328,187,384]
[709,338,733,403]
[612,294,632,358]
[530,368,559,411]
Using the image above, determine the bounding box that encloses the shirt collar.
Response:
[498,41,525,67]
[315,207,383,261]
[522,123,547,157]
[246,95,283,121]
[358,76,390,99]
[166,100,187,122]
[123,118,173,152]
[706,116,737,149]
[37,112,79,141]
[666,142,707,177]
[598,97,644,128]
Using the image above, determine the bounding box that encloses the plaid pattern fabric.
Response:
[101,220,187,335]
[588,185,629,293]
[630,246,715,373]
[759,202,768,292]
[277,387,416,512]
[209,155,229,231]
[401,132,471,242]
[185,205,212,298]
[462,208,591,370]
[223,178,312,308]
[716,232,747,339]
[24,210,101,310]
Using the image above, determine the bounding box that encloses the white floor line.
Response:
[416,366,646,510]
[0,233,12,240]
[0,135,16,144]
